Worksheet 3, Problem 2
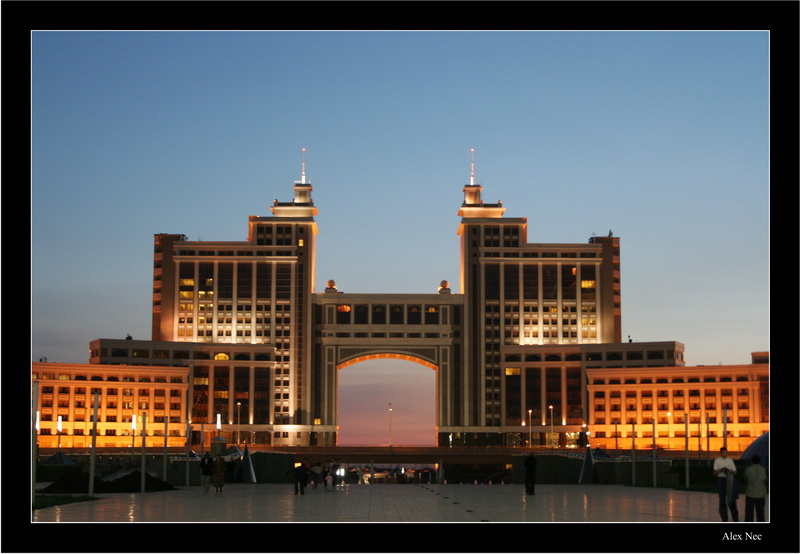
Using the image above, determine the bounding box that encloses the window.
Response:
[562,265,576,299]
[336,305,351,324]
[542,265,557,299]
[485,264,500,300]
[408,305,422,324]
[425,305,439,324]
[372,305,386,324]
[354,305,369,324]
[390,305,404,324]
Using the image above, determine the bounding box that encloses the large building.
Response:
[32,361,190,450]
[32,156,768,450]
[145,159,629,447]
[585,351,769,453]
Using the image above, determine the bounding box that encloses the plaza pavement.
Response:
[32,481,757,524]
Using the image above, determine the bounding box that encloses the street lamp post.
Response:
[631,421,636,486]
[388,403,393,447]
[236,402,241,445]
[88,392,99,495]
[140,412,147,494]
[131,414,137,461]
[652,417,657,488]
[163,417,169,482]
[548,405,554,447]
[722,409,728,451]
[527,409,532,447]
[185,420,192,487]
[32,382,39,503]
[667,412,672,444]
[684,413,690,489]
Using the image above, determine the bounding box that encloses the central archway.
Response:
[337,357,436,446]
[338,352,438,371]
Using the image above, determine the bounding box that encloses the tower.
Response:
[150,150,319,443]
[457,150,621,437]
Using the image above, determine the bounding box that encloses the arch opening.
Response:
[337,352,438,372]
[337,357,437,447]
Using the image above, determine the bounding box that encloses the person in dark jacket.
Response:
[524,452,538,495]
[213,454,225,493]
[294,460,310,495]
[200,453,214,493]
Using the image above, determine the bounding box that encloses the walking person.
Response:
[200,452,214,493]
[321,465,331,490]
[330,459,339,487]
[311,463,322,488]
[712,447,739,521]
[743,455,768,521]
[524,452,538,495]
[294,461,310,495]
[213,454,225,494]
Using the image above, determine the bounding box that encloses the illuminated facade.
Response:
[34,154,767,449]
[32,362,189,450]
[585,352,769,453]
[145,157,630,447]
[88,339,276,447]
[500,341,685,448]
[150,164,318,446]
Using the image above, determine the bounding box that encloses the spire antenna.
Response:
[470,148,475,186]
[300,147,307,184]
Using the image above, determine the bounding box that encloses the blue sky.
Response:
[31,31,769,444]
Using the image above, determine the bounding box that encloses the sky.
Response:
[30,30,770,446]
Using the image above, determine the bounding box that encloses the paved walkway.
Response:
[32,482,763,523]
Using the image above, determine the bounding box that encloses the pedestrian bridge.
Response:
[259,445,561,465]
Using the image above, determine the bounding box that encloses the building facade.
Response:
[88,339,276,447]
[32,362,189,450]
[34,157,767,450]
[143,160,634,448]
[150,167,317,446]
[499,341,685,448]
[585,352,769,453]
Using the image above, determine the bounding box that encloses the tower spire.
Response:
[272,148,317,217]
[458,147,504,219]
[470,148,475,186]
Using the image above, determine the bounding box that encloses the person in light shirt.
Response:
[713,447,740,521]
[743,455,768,521]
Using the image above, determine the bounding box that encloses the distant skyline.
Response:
[31,30,770,444]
